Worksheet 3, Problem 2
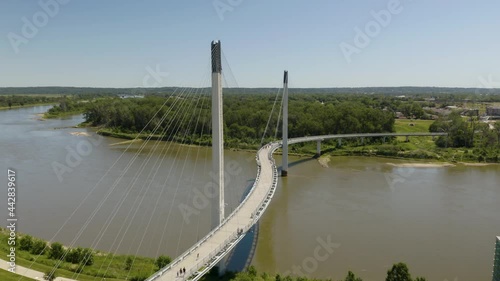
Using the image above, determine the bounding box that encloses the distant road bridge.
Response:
[288,132,448,155]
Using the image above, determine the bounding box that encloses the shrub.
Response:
[30,239,47,255]
[156,255,171,270]
[19,235,33,251]
[48,242,65,260]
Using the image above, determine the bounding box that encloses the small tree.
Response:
[48,242,65,260]
[344,270,363,281]
[155,255,171,270]
[80,248,94,266]
[43,271,56,281]
[65,247,82,264]
[30,239,47,255]
[125,256,133,270]
[19,235,33,252]
[386,262,412,281]
[247,266,257,277]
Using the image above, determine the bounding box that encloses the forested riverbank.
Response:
[75,93,499,163]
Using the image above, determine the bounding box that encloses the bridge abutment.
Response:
[316,140,321,157]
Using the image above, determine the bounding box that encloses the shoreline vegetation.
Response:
[0,94,65,111]
[74,94,498,164]
[1,228,428,281]
[0,227,169,281]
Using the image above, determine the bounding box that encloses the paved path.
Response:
[0,258,77,281]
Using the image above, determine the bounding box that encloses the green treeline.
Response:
[44,96,91,118]
[0,228,171,281]
[429,112,500,162]
[0,95,60,109]
[83,94,395,147]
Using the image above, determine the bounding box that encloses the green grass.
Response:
[394,119,433,133]
[0,268,36,281]
[0,228,161,281]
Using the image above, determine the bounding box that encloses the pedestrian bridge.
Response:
[146,132,446,281]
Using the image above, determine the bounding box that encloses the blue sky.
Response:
[1,0,499,88]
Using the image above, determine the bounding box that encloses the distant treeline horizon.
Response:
[1,86,500,96]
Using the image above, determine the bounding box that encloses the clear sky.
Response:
[1,0,499,88]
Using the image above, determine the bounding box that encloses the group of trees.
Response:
[0,95,59,108]
[19,235,94,266]
[430,112,500,148]
[83,94,396,145]
[225,263,426,281]
[44,96,89,117]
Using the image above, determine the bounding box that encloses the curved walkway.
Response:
[147,131,447,281]
[147,142,280,281]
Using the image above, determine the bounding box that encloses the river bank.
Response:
[0,228,158,281]
[0,102,55,111]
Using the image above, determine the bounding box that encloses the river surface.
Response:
[1,106,499,281]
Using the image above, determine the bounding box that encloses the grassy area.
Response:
[0,269,36,281]
[289,119,499,163]
[394,119,433,133]
[0,228,161,281]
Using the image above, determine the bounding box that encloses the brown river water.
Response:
[0,105,499,281]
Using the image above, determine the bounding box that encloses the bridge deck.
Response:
[148,144,279,281]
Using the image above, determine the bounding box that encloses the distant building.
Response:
[494,236,500,281]
[486,107,500,116]
[462,109,479,116]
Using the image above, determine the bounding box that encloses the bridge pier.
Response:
[282,71,288,177]
[405,135,409,142]
[316,140,321,157]
[383,136,386,143]
[338,138,342,147]
[361,137,365,145]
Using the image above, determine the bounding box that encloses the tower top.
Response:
[283,70,288,84]
[211,40,222,74]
